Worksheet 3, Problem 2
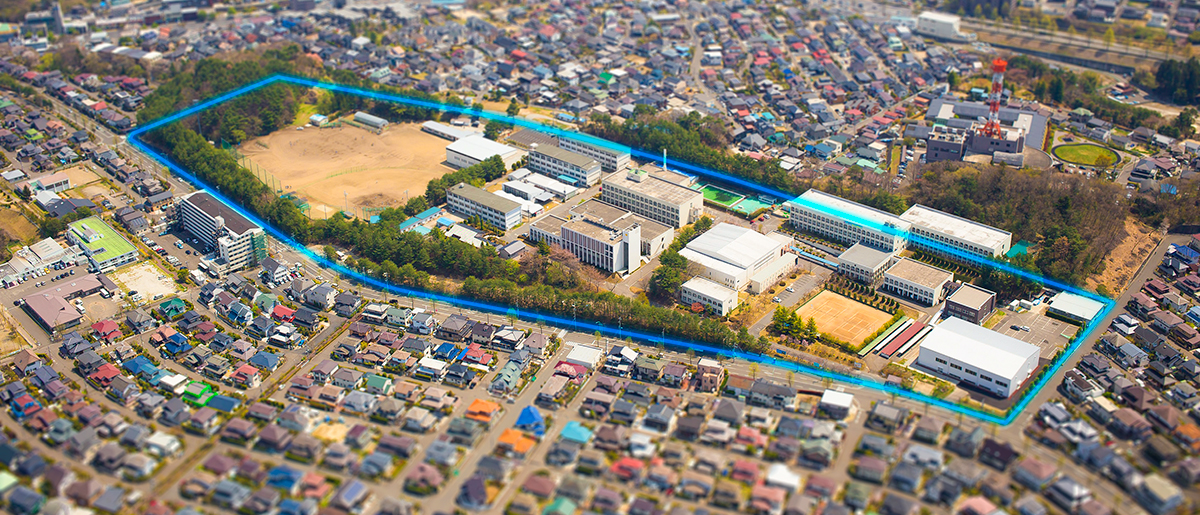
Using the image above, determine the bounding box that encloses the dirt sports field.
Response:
[241,123,453,218]
[794,290,894,344]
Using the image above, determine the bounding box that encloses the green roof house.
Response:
[543,498,577,515]
[158,298,187,319]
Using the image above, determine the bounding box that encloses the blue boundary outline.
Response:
[128,74,1117,425]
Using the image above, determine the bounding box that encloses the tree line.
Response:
[137,48,767,352]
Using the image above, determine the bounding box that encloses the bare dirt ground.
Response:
[61,164,102,189]
[795,290,894,344]
[1086,217,1162,295]
[0,307,28,356]
[0,209,38,241]
[242,124,453,219]
[111,262,179,300]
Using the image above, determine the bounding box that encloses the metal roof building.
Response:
[916,317,1040,398]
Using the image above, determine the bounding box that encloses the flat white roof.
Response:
[790,190,911,233]
[838,242,893,269]
[447,134,522,162]
[920,317,1040,380]
[566,344,604,366]
[417,356,448,371]
[820,389,854,408]
[901,204,1011,250]
[684,223,785,270]
[1048,292,1105,322]
[682,277,738,301]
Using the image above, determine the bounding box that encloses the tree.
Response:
[805,317,818,338]
[1067,25,1078,39]
[506,100,521,117]
[484,120,506,140]
[1093,152,1115,169]
[1103,27,1116,49]
[176,269,190,284]
[748,362,759,379]
[324,245,338,262]
[1173,108,1198,139]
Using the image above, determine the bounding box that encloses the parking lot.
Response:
[995,306,1076,358]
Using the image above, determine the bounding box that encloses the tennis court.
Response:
[698,184,745,207]
[795,290,895,344]
[732,197,774,214]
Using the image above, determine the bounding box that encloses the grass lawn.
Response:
[1052,143,1119,166]
[889,147,901,175]
[292,103,321,126]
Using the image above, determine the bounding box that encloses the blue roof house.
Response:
[515,405,546,437]
[434,343,459,362]
[560,421,593,444]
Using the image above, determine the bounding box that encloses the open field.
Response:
[241,123,453,219]
[61,164,102,189]
[0,307,28,356]
[795,290,895,344]
[1052,143,1119,166]
[111,262,178,300]
[0,209,38,241]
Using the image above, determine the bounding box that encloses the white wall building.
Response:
[600,169,704,228]
[446,135,525,170]
[528,200,670,274]
[527,144,602,187]
[558,137,631,173]
[916,317,1040,398]
[901,204,1012,260]
[681,277,740,316]
[882,258,954,306]
[915,12,976,41]
[678,223,792,291]
[787,190,910,253]
[445,183,523,231]
[178,191,266,273]
[837,243,895,285]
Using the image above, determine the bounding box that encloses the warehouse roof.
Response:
[920,317,1039,381]
[1048,292,1106,323]
[838,242,893,270]
[446,134,521,162]
[682,223,785,270]
[447,183,520,213]
[885,258,953,289]
[532,145,599,169]
[901,204,1011,251]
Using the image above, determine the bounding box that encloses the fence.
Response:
[220,139,283,194]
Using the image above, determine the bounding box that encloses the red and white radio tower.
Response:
[977,58,1007,139]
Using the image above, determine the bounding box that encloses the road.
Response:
[962,19,1171,64]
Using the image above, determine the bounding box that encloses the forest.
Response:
[1005,55,1163,130]
[135,45,764,352]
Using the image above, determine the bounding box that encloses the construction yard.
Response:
[794,290,895,345]
[241,123,453,218]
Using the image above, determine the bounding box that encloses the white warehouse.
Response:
[916,317,1040,398]
[446,135,525,170]
[678,223,794,292]
[915,12,977,42]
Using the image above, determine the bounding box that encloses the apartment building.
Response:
[177,191,267,273]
